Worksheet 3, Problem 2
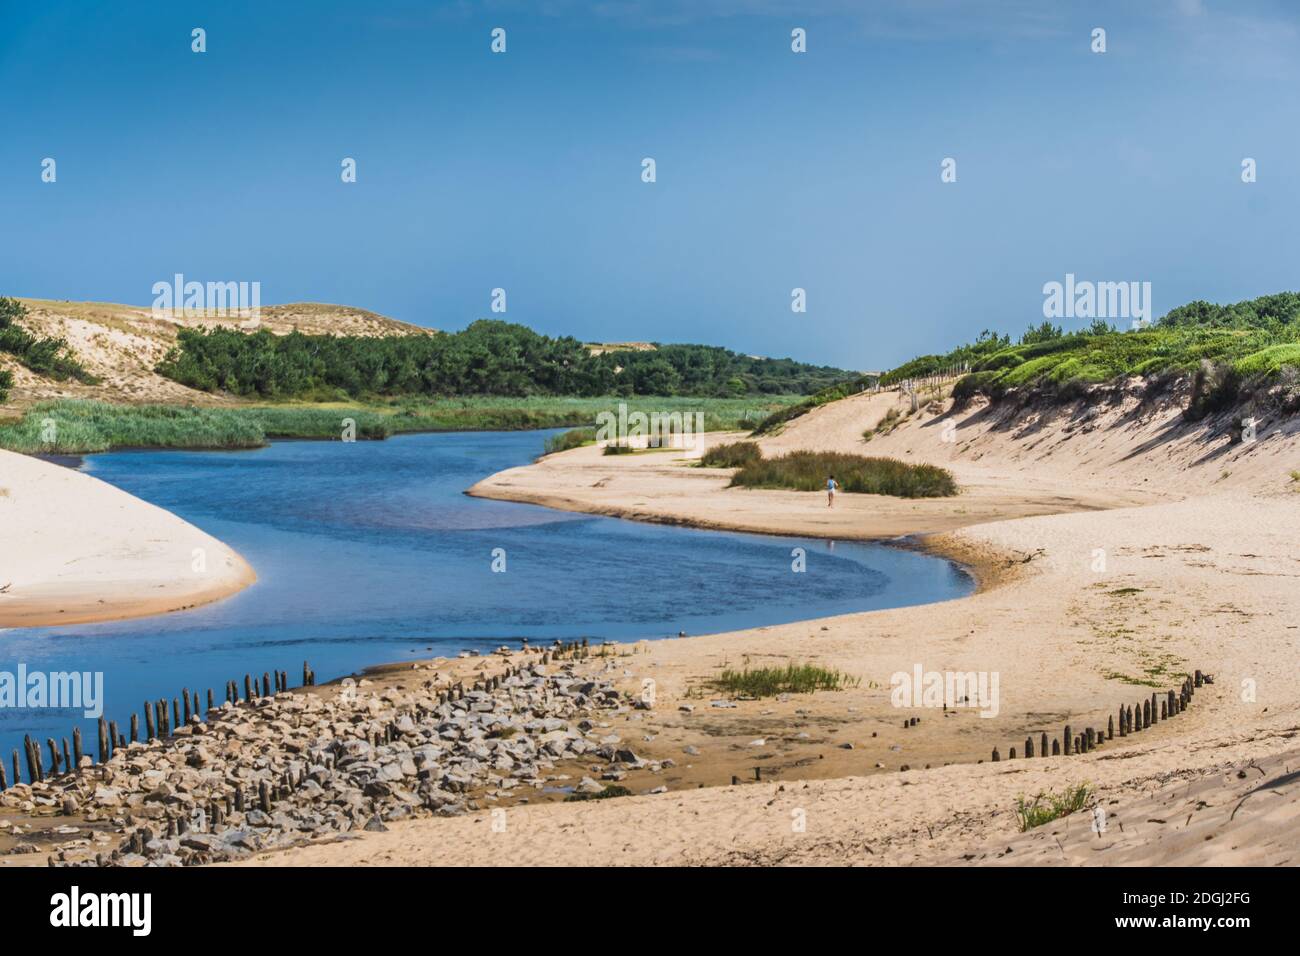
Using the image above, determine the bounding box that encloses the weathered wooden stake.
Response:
[1063,724,1072,756]
[97,718,109,764]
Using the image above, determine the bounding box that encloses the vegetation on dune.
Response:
[729,451,958,498]
[699,440,762,468]
[0,395,799,454]
[884,293,1300,412]
[708,662,859,697]
[155,320,852,400]
[1014,784,1093,831]
[0,297,98,397]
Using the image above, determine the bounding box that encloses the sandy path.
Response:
[0,449,255,626]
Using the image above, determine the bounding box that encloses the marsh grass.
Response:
[730,451,957,498]
[1014,784,1093,831]
[0,395,802,454]
[0,400,390,454]
[709,662,859,697]
[542,427,594,455]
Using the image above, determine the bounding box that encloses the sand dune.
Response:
[0,449,255,627]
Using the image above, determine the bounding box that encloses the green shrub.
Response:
[602,443,635,455]
[0,367,12,404]
[700,441,762,468]
[730,451,957,498]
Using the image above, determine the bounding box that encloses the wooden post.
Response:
[1009,747,1017,759]
[129,714,138,743]
[73,727,83,769]
[1063,724,1071,756]
[1142,700,1150,729]
[1025,736,1034,758]
[23,736,38,783]
[11,750,19,787]
[97,718,109,765]
[1107,715,1114,740]
[0,761,6,791]
[991,747,1000,762]
[1150,693,1159,724]
[259,780,271,813]
[62,738,71,772]
[1040,732,1048,758]
[171,698,180,729]
[262,672,271,697]
[47,738,60,774]
[144,702,155,741]
[108,721,119,759]
[244,674,253,701]
[182,689,191,724]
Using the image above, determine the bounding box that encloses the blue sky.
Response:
[2,0,1297,369]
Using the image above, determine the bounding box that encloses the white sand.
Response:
[0,449,255,627]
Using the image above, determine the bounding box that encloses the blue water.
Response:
[0,429,971,770]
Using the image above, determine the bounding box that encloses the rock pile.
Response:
[1,652,669,866]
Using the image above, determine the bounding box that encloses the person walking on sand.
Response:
[826,474,837,508]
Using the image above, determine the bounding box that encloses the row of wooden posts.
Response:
[990,670,1207,763]
[0,661,316,791]
[0,637,592,792]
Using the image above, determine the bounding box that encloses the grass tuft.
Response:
[708,662,858,697]
[1014,784,1093,831]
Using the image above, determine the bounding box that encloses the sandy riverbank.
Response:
[0,449,256,627]
[246,384,1300,866]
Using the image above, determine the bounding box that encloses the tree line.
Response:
[155,320,852,399]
